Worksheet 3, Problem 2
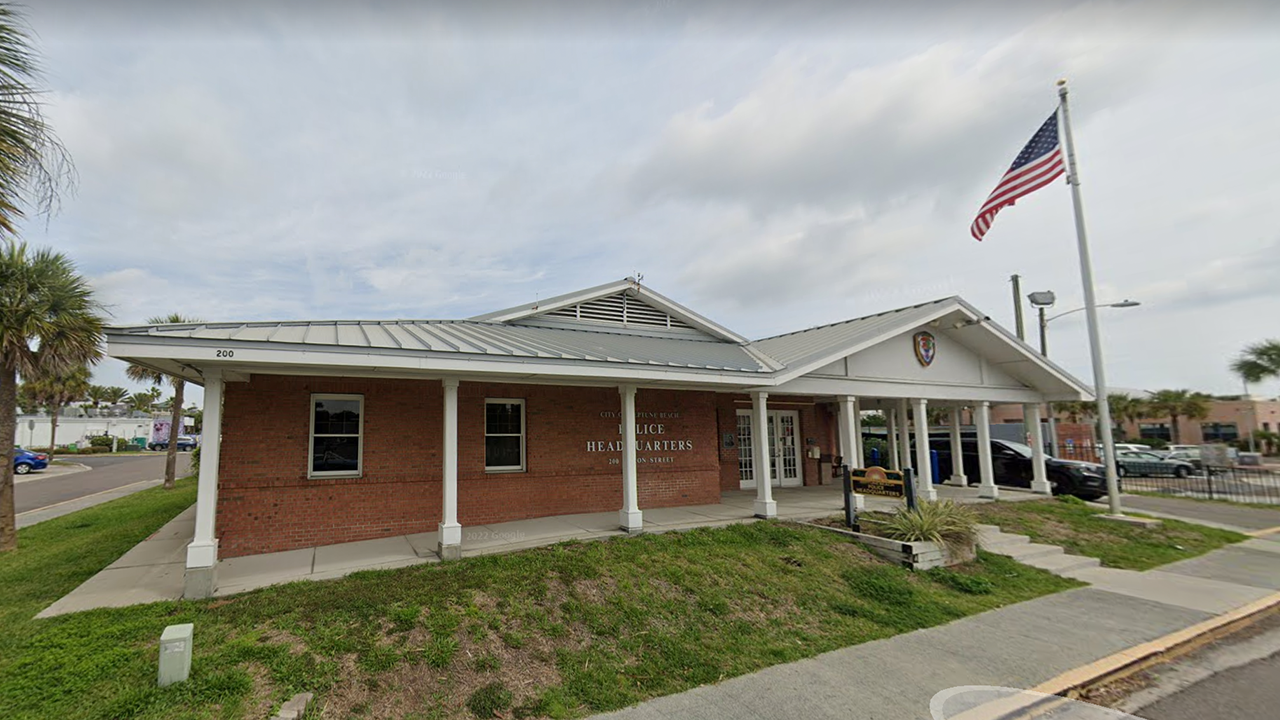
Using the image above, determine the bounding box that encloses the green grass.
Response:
[969,497,1248,570]
[0,484,1080,720]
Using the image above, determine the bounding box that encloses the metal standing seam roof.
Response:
[111,319,776,374]
[748,297,959,370]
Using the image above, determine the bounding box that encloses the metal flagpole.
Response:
[1057,79,1123,516]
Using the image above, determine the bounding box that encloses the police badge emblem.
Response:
[913,331,936,367]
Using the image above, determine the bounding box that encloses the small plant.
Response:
[466,681,513,718]
[472,653,500,673]
[880,501,977,552]
[423,636,458,669]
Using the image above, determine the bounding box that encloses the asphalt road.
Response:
[15,453,193,515]
[1133,612,1280,720]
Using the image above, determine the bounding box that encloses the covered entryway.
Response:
[735,409,803,489]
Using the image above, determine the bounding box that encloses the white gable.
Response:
[531,292,696,332]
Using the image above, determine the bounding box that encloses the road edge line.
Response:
[1029,590,1280,700]
[16,478,162,517]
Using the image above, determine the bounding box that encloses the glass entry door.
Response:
[736,409,803,489]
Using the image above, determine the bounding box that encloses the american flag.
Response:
[970,112,1065,241]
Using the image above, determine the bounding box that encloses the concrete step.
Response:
[994,542,1064,562]
[978,531,1031,550]
[1024,552,1101,574]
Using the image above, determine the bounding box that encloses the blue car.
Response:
[13,447,49,475]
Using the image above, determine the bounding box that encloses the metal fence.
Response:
[1117,465,1280,505]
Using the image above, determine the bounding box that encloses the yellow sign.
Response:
[851,466,906,498]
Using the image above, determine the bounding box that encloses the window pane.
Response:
[486,436,522,468]
[486,403,522,435]
[315,399,361,435]
[313,436,360,473]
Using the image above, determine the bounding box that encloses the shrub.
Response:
[880,501,977,552]
[466,682,513,718]
[190,445,201,474]
[88,435,114,448]
[78,446,109,454]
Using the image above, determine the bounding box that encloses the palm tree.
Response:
[0,244,103,552]
[1231,340,1280,384]
[1147,389,1212,445]
[85,383,109,410]
[1051,401,1095,425]
[101,385,129,409]
[126,314,200,490]
[128,387,159,413]
[1106,393,1148,441]
[25,365,90,460]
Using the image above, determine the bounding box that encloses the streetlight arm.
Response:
[1045,300,1140,324]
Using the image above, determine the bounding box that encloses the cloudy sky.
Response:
[19,0,1280,404]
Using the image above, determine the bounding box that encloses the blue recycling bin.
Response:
[931,449,941,484]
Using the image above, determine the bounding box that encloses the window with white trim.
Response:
[485,399,525,472]
[310,394,363,477]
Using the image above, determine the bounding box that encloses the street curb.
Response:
[15,461,91,484]
[1028,590,1280,700]
[1245,525,1280,537]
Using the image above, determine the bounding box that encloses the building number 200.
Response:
[216,350,234,358]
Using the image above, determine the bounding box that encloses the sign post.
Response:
[841,465,859,531]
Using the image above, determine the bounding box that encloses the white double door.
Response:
[736,409,803,489]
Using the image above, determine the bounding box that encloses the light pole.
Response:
[1027,292,1141,458]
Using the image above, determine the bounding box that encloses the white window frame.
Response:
[484,398,526,473]
[309,393,364,479]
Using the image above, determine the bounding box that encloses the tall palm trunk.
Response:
[164,381,184,489]
[1,366,17,551]
[47,404,60,460]
[1169,413,1180,444]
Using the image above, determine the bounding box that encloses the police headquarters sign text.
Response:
[589,411,693,464]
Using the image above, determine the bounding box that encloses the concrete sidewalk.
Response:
[589,526,1280,719]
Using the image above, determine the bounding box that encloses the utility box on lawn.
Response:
[158,623,193,687]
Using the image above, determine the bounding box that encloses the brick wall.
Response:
[216,376,722,558]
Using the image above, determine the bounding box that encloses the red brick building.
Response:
[107,278,1090,598]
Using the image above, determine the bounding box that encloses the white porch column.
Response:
[837,396,865,510]
[886,407,900,470]
[752,391,776,518]
[897,398,913,471]
[913,398,937,501]
[1026,403,1052,494]
[619,385,643,533]
[1047,412,1062,458]
[947,406,968,486]
[976,401,999,499]
[438,378,462,559]
[184,369,223,599]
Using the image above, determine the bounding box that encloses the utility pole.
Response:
[1011,274,1025,341]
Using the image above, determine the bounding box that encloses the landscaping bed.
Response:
[966,497,1247,570]
[0,484,1079,720]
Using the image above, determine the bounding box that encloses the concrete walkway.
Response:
[39,483,1014,617]
[590,527,1280,719]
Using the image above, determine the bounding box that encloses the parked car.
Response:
[149,435,197,451]
[13,447,49,475]
[927,436,1109,500]
[1114,450,1195,478]
[1166,444,1200,454]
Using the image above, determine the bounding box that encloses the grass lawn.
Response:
[968,497,1248,570]
[0,485,1080,720]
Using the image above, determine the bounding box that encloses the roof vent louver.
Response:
[545,293,692,330]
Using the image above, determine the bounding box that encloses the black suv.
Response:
[925,435,1108,500]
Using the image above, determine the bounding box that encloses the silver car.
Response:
[1115,450,1196,478]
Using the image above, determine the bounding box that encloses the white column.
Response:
[619,385,643,532]
[837,396,865,510]
[752,391,776,518]
[886,407,900,470]
[1047,411,1062,458]
[438,378,462,559]
[913,398,937,501]
[948,406,968,486]
[897,398,913,471]
[976,401,999,499]
[850,398,865,468]
[1026,403,1052,494]
[184,369,223,599]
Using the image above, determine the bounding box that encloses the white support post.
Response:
[886,407,900,470]
[619,385,643,533]
[837,396,865,510]
[752,391,776,518]
[184,369,223,599]
[948,406,968,486]
[1047,411,1062,458]
[438,378,462,559]
[897,398,913,471]
[976,401,999,499]
[913,398,937,501]
[851,398,864,468]
[1026,403,1052,494]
